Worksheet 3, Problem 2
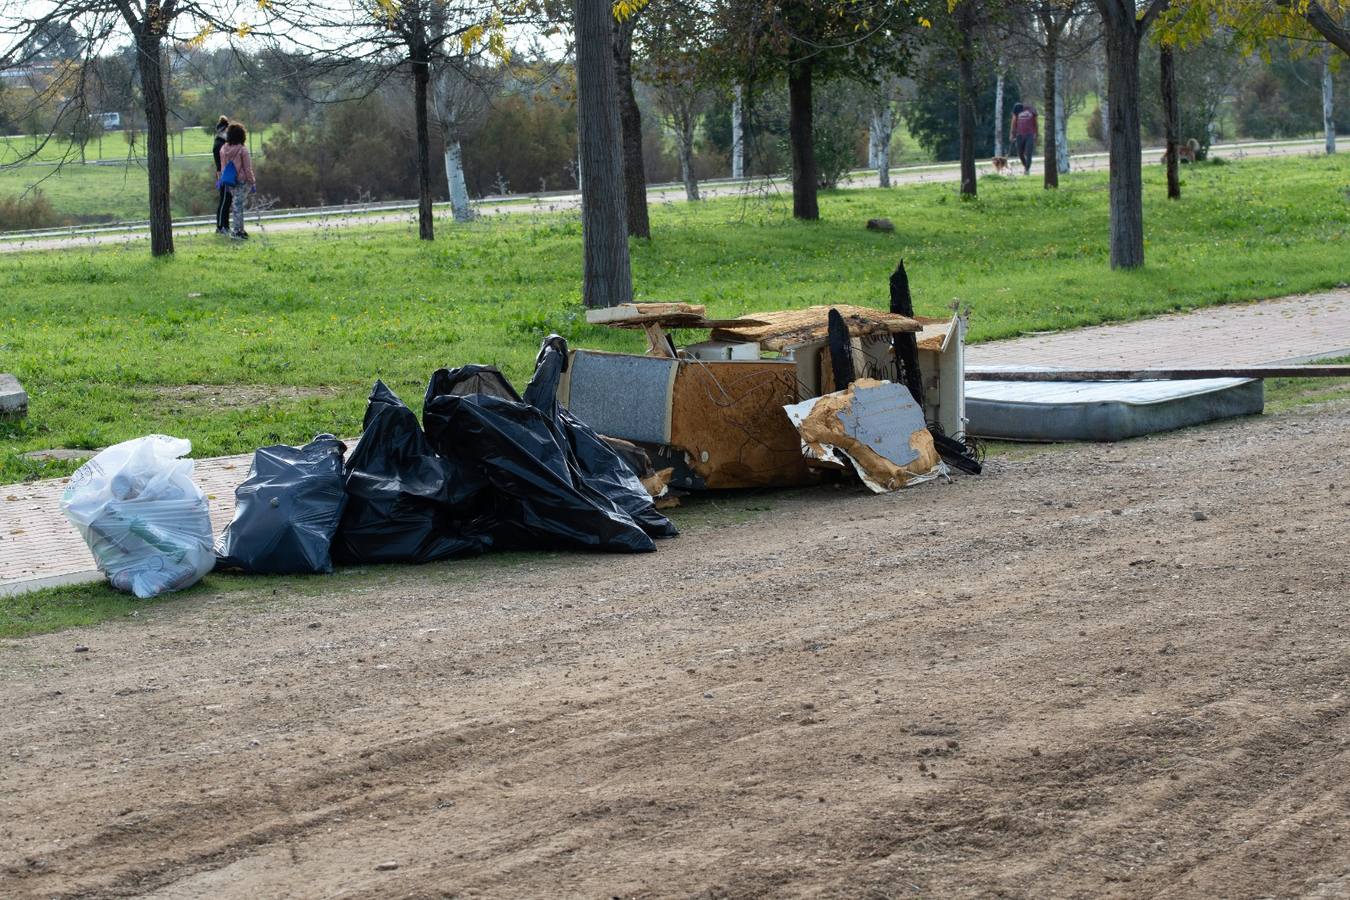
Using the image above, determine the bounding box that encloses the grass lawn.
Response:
[0,127,274,166]
[0,129,274,222]
[1,152,1347,487]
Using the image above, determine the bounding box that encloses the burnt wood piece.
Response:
[889,260,925,408]
[930,430,983,475]
[965,367,1350,381]
[827,308,856,390]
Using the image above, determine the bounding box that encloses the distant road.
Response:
[0,138,1336,254]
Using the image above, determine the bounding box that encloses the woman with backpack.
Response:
[218,122,257,240]
[211,116,231,235]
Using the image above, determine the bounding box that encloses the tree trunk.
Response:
[1043,28,1059,189]
[413,51,434,241]
[1325,50,1337,155]
[1097,52,1111,154]
[613,16,650,239]
[444,141,472,221]
[1103,20,1145,268]
[787,59,819,220]
[575,0,633,308]
[867,116,879,169]
[993,67,1006,158]
[1055,57,1070,173]
[875,105,893,188]
[679,112,700,201]
[134,28,173,257]
[956,11,978,198]
[1161,43,1180,200]
[731,84,745,178]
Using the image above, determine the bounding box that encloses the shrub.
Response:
[0,191,63,231]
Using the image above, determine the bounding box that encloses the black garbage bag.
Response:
[215,434,348,574]
[332,381,489,565]
[423,359,657,554]
[524,336,678,539]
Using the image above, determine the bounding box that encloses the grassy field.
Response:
[0,126,274,165]
[0,128,274,222]
[1,152,1347,488]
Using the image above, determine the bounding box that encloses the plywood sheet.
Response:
[711,305,920,351]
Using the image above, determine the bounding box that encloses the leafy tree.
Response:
[1094,0,1170,269]
[265,0,517,241]
[905,50,1019,160]
[0,0,265,256]
[714,0,915,219]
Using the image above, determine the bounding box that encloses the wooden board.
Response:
[710,305,920,351]
[668,360,815,489]
[585,302,706,325]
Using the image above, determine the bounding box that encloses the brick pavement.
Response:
[2,290,1348,596]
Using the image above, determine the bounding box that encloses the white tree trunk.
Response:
[444,141,472,222]
[1055,57,1070,173]
[872,106,894,187]
[993,67,1005,158]
[731,84,745,179]
[867,120,879,169]
[679,124,700,202]
[1325,51,1337,155]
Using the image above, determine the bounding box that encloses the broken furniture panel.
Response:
[784,379,943,493]
[559,351,814,490]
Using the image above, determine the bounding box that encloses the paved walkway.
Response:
[2,289,1348,597]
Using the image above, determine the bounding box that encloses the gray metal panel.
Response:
[565,351,677,444]
[965,376,1264,442]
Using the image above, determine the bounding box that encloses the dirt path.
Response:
[2,400,1348,899]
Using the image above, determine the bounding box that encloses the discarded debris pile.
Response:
[222,336,677,578]
[564,261,980,491]
[65,337,676,596]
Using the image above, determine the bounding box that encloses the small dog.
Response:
[1160,138,1200,165]
[990,156,1010,175]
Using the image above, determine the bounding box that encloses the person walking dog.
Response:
[1011,102,1038,176]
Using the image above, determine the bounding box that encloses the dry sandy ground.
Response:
[1,400,1348,899]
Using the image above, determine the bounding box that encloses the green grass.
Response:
[1264,356,1350,412]
[0,129,273,222]
[0,127,274,165]
[1,152,1347,487]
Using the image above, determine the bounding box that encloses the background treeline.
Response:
[1,24,1345,227]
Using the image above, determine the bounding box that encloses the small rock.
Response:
[249,739,261,748]
[73,645,89,653]
[1111,508,1123,516]
[702,692,714,699]
[1192,510,1208,521]
[1030,746,1042,757]
[865,218,895,233]
[375,861,400,871]
[307,621,321,629]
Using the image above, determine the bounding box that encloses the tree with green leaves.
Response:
[264,0,517,241]
[0,1,266,256]
[714,0,915,219]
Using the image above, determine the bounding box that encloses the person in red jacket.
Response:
[1011,102,1038,176]
[218,122,256,240]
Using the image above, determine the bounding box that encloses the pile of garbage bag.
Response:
[64,337,678,598]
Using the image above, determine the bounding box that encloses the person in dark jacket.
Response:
[212,116,231,235]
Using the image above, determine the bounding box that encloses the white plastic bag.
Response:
[60,435,216,599]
